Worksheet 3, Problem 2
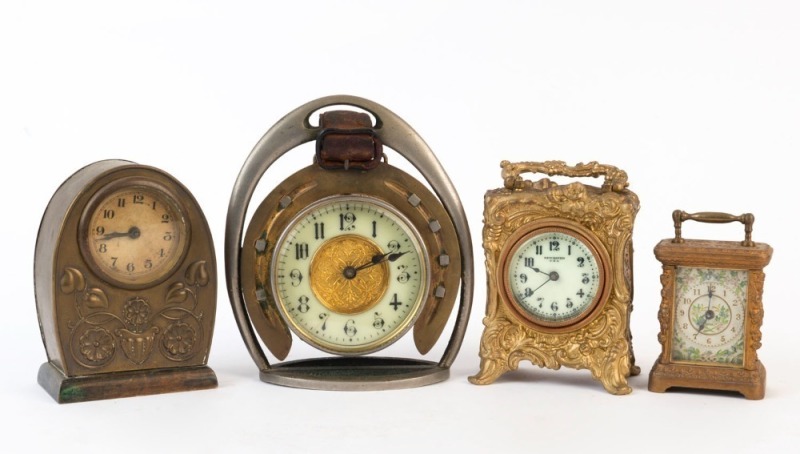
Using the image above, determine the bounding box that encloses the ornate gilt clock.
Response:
[649,210,772,399]
[226,95,473,390]
[35,160,217,403]
[469,160,640,395]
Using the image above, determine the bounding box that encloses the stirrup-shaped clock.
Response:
[225,95,473,390]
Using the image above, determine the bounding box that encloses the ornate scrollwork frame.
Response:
[469,161,639,395]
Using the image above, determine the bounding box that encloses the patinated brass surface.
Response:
[470,160,639,395]
[649,210,772,399]
[34,161,217,403]
[309,234,389,314]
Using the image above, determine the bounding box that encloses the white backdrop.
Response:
[2,1,797,452]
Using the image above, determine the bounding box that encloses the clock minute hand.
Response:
[521,270,560,300]
[99,226,141,241]
[353,251,408,272]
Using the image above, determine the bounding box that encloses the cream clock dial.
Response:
[671,267,747,366]
[80,181,188,288]
[505,229,603,327]
[271,195,428,355]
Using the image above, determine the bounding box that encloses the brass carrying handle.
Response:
[500,160,629,193]
[671,210,755,247]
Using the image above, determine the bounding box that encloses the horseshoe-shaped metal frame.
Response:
[225,95,473,390]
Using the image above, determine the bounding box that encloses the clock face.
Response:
[503,227,607,328]
[671,267,748,366]
[80,182,189,288]
[271,195,429,355]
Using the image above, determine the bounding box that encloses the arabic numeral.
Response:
[373,313,385,329]
[297,296,310,313]
[339,212,356,231]
[344,320,357,337]
[387,240,401,253]
[289,269,303,287]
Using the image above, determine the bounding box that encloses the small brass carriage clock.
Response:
[226,95,473,390]
[469,160,640,395]
[35,160,217,403]
[649,210,772,399]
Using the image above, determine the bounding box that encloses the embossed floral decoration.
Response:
[78,327,115,363]
[123,297,151,331]
[164,322,196,358]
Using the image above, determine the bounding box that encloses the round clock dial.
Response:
[671,267,747,366]
[502,226,608,328]
[80,181,189,288]
[271,195,429,355]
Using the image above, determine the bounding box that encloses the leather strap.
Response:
[316,110,383,170]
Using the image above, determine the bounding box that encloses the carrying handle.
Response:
[501,160,629,193]
[671,210,755,247]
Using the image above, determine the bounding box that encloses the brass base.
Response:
[38,362,217,404]
[260,357,449,391]
[648,360,766,400]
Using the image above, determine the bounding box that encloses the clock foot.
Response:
[468,359,508,385]
[260,357,448,391]
[648,360,766,400]
[37,362,217,404]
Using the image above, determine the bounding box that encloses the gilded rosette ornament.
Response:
[470,160,640,395]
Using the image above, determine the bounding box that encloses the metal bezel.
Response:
[498,218,612,333]
[269,194,431,356]
[78,176,191,290]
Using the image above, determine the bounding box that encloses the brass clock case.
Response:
[649,210,773,399]
[470,160,639,395]
[498,219,612,332]
[34,160,217,403]
[226,95,473,391]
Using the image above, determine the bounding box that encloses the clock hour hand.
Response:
[695,290,716,334]
[98,226,141,241]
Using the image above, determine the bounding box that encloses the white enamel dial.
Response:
[671,267,747,366]
[504,228,605,327]
[271,195,429,354]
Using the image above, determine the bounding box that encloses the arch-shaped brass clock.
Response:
[226,95,473,390]
[35,160,217,403]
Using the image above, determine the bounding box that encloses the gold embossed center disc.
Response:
[309,234,389,314]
